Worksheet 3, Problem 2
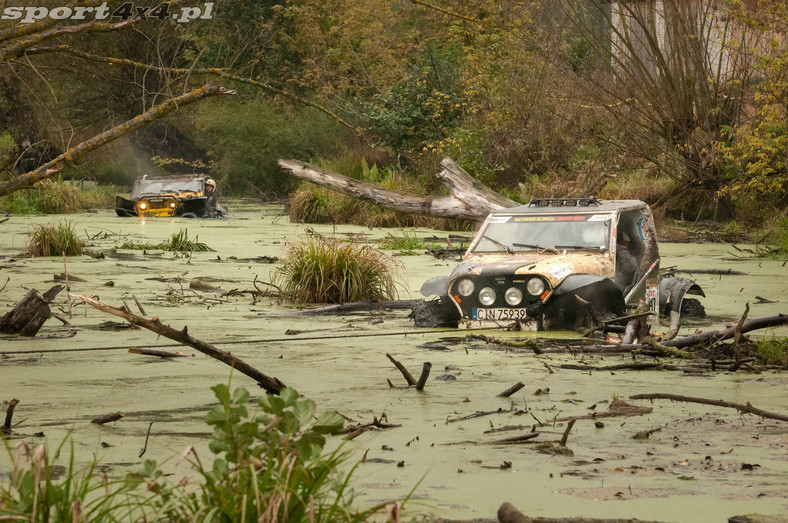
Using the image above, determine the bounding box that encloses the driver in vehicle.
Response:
[204,178,218,211]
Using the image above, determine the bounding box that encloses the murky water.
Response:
[1,203,786,521]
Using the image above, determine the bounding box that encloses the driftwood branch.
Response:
[72,294,286,394]
[415,362,432,391]
[386,353,417,386]
[662,313,788,349]
[497,381,525,398]
[0,85,235,197]
[630,393,788,422]
[279,157,517,222]
[91,412,124,425]
[128,348,192,358]
[2,399,19,433]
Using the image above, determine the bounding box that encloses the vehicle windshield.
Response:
[472,213,612,254]
[131,177,203,197]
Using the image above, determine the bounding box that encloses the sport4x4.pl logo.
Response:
[2,2,214,24]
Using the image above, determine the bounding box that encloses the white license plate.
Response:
[473,308,528,321]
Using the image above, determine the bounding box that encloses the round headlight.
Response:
[504,287,523,306]
[169,201,177,209]
[457,278,475,297]
[138,201,148,210]
[478,287,497,306]
[526,277,545,296]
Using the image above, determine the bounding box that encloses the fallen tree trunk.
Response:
[629,393,788,422]
[0,285,63,336]
[278,156,517,222]
[72,294,286,394]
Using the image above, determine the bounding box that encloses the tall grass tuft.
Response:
[24,220,84,257]
[275,235,401,303]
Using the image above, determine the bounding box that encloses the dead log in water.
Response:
[0,285,63,336]
[629,393,788,422]
[72,294,286,394]
[279,156,517,222]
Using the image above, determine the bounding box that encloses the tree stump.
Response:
[0,285,63,336]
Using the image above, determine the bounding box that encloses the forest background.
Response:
[1,0,787,232]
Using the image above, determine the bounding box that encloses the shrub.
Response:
[130,385,374,522]
[275,235,401,303]
[24,220,84,257]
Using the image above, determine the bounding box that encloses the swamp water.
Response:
[1,203,786,522]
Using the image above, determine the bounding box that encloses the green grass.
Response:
[117,229,215,252]
[755,335,788,367]
[0,178,115,214]
[24,220,84,257]
[274,234,402,303]
[379,231,427,254]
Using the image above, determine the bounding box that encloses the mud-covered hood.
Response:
[447,252,614,289]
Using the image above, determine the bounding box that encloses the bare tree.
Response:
[565,0,764,214]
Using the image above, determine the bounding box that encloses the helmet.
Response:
[205,178,216,187]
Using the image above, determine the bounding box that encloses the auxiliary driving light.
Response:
[504,287,523,306]
[478,287,496,306]
[138,201,148,210]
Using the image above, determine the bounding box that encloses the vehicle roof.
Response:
[137,173,207,181]
[493,199,648,215]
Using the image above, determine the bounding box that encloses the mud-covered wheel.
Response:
[410,296,460,328]
[680,298,706,318]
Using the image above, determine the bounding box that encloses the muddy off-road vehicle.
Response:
[417,198,704,330]
[115,174,224,218]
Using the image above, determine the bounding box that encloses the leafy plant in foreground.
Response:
[131,384,375,522]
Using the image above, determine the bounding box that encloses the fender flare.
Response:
[659,276,705,315]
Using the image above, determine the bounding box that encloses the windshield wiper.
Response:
[484,235,513,254]
[554,245,606,252]
[512,243,561,254]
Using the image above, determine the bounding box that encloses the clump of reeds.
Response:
[24,220,84,257]
[275,234,401,303]
[118,228,215,252]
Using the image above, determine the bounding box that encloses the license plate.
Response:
[472,308,529,321]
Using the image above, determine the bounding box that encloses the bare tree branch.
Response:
[0,84,235,197]
[24,45,361,133]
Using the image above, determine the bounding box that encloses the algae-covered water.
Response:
[1,203,786,521]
